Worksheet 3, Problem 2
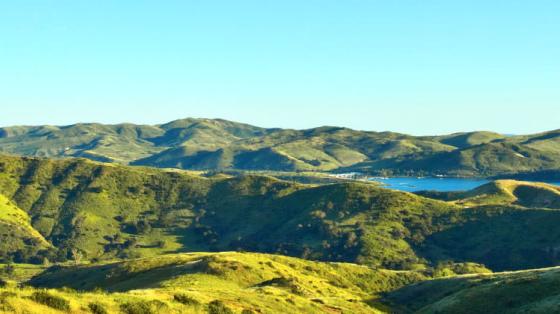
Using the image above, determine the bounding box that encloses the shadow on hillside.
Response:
[28,258,211,292]
[417,208,560,271]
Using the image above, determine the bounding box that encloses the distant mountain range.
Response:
[1,118,559,177]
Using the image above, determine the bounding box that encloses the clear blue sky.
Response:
[1,1,558,135]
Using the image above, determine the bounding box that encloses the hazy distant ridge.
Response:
[1,118,559,176]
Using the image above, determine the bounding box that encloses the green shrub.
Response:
[0,291,15,312]
[88,302,108,314]
[88,303,108,314]
[119,300,166,314]
[173,293,199,306]
[0,292,16,298]
[207,300,234,314]
[30,291,70,311]
[120,301,153,314]
[0,299,13,312]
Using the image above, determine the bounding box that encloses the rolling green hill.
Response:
[0,119,268,165]
[2,118,560,176]
[132,126,455,172]
[1,155,560,273]
[351,141,560,177]
[432,131,506,149]
[0,154,458,269]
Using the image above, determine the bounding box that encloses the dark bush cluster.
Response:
[30,291,70,311]
[173,293,199,306]
[120,301,154,314]
[88,302,108,314]
[207,300,234,314]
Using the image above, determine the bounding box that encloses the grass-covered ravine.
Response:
[3,154,560,312]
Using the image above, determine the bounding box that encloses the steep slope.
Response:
[0,194,52,262]
[384,266,560,314]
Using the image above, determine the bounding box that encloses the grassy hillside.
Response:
[0,254,552,313]
[1,154,560,312]
[0,119,268,165]
[384,266,560,314]
[0,123,165,163]
[413,181,560,270]
[132,126,455,172]
[418,180,560,208]
[509,129,560,155]
[2,155,560,272]
[4,118,560,176]
[429,131,506,149]
[0,252,425,314]
[0,194,52,262]
[0,154,459,269]
[354,142,560,177]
